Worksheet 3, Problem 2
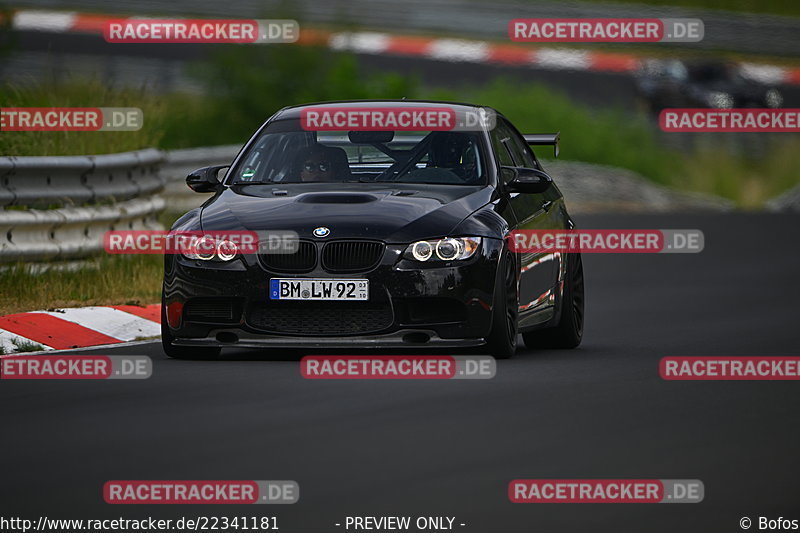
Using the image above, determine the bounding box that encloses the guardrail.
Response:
[0,149,163,208]
[0,149,166,263]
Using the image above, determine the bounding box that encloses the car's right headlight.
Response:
[181,235,239,261]
[766,89,783,108]
[403,237,482,262]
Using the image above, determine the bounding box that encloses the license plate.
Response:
[269,279,369,301]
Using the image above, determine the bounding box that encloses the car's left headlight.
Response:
[403,237,482,262]
[706,91,733,109]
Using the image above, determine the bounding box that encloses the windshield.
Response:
[230,119,487,186]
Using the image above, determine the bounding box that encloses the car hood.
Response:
[200,183,495,242]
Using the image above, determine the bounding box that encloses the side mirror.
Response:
[501,166,553,194]
[186,165,229,193]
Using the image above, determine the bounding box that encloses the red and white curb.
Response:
[7,9,800,86]
[0,304,160,356]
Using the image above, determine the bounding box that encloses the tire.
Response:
[161,301,221,360]
[485,253,519,359]
[522,252,584,349]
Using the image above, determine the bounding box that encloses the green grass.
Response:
[0,254,164,315]
[0,81,165,156]
[676,137,800,208]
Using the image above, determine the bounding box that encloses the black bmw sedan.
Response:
[162,100,584,359]
[636,59,783,114]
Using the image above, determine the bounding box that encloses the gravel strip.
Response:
[546,160,735,213]
[766,184,800,213]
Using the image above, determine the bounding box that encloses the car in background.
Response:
[636,59,783,114]
[161,100,584,360]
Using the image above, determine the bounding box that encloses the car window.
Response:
[230,121,487,186]
[503,121,538,169]
[491,119,538,176]
[489,121,516,179]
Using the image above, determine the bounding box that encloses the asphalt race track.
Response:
[1,213,798,532]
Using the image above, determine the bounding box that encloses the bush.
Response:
[160,46,418,148]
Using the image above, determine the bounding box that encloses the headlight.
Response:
[195,235,217,260]
[216,239,239,261]
[706,91,733,109]
[182,235,239,261]
[404,237,481,262]
[766,89,782,108]
[436,238,461,260]
[411,240,433,261]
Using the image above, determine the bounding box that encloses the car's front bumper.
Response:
[171,329,486,349]
[162,239,504,349]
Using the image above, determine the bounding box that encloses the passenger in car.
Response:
[429,133,479,183]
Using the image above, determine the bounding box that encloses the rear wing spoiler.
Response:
[523,133,560,158]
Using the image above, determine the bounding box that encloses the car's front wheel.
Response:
[486,253,519,359]
[523,252,584,349]
[161,300,221,360]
